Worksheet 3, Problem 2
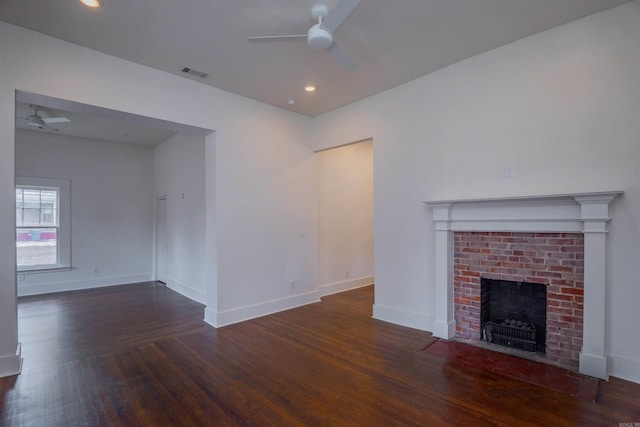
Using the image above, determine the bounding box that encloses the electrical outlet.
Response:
[345,271,349,278]
[289,280,295,289]
[93,267,99,275]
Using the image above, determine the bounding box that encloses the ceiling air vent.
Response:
[181,67,208,78]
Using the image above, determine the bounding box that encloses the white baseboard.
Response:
[432,319,457,339]
[372,303,433,332]
[319,275,374,297]
[203,307,217,327]
[0,343,22,378]
[579,352,608,380]
[17,274,152,297]
[165,277,206,304]
[608,353,640,385]
[204,290,321,328]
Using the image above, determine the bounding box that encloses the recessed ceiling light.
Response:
[304,86,316,93]
[288,99,296,105]
[80,0,101,7]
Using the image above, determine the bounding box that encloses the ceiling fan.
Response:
[19,105,71,130]
[248,0,361,70]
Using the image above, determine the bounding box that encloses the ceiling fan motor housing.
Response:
[27,114,45,128]
[308,24,333,50]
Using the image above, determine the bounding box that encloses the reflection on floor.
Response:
[425,339,600,401]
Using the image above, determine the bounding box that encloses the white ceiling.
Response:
[14,91,210,146]
[1,0,631,142]
[15,101,179,146]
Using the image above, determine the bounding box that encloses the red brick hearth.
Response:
[453,232,584,367]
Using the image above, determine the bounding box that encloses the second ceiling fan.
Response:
[20,105,70,131]
[248,0,361,70]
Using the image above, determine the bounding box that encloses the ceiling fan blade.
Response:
[248,35,307,42]
[327,42,357,70]
[43,117,71,124]
[327,43,358,70]
[321,0,361,34]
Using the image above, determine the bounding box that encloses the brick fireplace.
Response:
[426,192,622,379]
[454,231,584,367]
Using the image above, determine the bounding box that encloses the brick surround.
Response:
[454,232,584,367]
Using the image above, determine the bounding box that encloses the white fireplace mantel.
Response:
[425,191,622,379]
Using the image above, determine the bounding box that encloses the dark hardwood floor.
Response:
[1,282,638,426]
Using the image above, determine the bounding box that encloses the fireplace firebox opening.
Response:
[480,278,547,354]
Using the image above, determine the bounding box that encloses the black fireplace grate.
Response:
[484,313,537,352]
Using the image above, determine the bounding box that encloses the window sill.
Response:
[17,266,72,275]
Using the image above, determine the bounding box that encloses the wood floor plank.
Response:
[0,282,638,426]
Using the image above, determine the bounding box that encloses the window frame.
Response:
[16,177,71,273]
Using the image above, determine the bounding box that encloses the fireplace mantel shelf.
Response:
[424,191,623,206]
[425,191,623,234]
[426,191,623,380]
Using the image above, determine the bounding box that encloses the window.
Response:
[16,177,70,272]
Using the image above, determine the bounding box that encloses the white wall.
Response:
[153,133,207,303]
[311,2,640,383]
[318,140,374,295]
[0,21,316,377]
[14,130,154,296]
[212,114,319,325]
